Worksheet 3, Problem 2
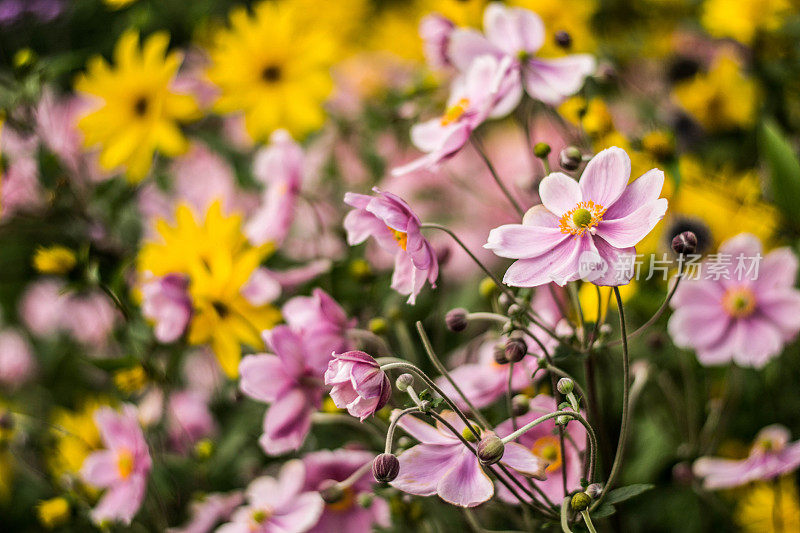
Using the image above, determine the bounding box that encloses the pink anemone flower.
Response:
[391,410,547,507]
[344,188,438,304]
[282,288,356,358]
[693,425,800,489]
[448,2,595,106]
[80,405,152,526]
[486,147,667,287]
[324,351,391,420]
[668,233,800,368]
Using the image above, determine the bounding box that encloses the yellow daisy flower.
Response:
[736,477,800,532]
[138,202,281,377]
[32,246,76,275]
[76,30,200,182]
[702,0,791,45]
[48,399,106,484]
[37,497,71,529]
[206,1,337,141]
[511,0,597,56]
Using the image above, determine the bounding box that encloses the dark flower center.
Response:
[212,301,229,318]
[261,64,282,83]
[133,96,149,116]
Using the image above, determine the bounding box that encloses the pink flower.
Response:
[693,425,800,489]
[217,461,324,533]
[420,14,456,70]
[282,288,355,358]
[238,326,328,455]
[392,54,516,176]
[486,147,668,287]
[80,405,152,526]
[449,3,595,106]
[668,233,800,368]
[245,130,304,247]
[495,395,586,504]
[142,275,192,343]
[0,328,35,387]
[344,188,438,304]
[391,411,547,507]
[19,279,65,336]
[166,492,244,533]
[167,390,217,453]
[240,268,282,307]
[301,449,390,533]
[324,351,391,420]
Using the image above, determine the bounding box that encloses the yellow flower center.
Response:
[440,97,470,126]
[722,287,756,318]
[327,487,355,512]
[531,435,562,473]
[388,227,408,251]
[117,448,134,479]
[251,507,273,524]
[559,201,606,236]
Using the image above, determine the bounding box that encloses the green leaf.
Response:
[759,120,800,229]
[605,483,655,505]
[591,503,616,518]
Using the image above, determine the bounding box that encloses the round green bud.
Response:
[477,434,505,465]
[396,374,414,392]
[479,277,497,298]
[570,492,592,511]
[533,142,551,159]
[556,378,574,395]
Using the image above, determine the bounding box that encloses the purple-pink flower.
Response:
[324,351,391,420]
[0,328,36,388]
[668,233,800,368]
[693,425,800,489]
[282,288,355,358]
[238,325,328,455]
[391,410,547,507]
[449,3,595,106]
[80,405,152,526]
[167,390,217,453]
[167,492,244,533]
[486,147,668,286]
[420,14,455,70]
[344,188,438,304]
[141,274,192,344]
[216,460,324,533]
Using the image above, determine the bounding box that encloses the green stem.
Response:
[383,407,422,454]
[470,136,524,216]
[560,497,573,533]
[581,510,598,533]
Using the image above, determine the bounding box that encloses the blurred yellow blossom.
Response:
[113,365,148,393]
[37,497,71,529]
[32,246,76,275]
[76,31,200,182]
[578,282,636,324]
[702,0,791,45]
[138,202,281,377]
[512,0,597,56]
[207,1,336,141]
[735,476,800,532]
[641,130,674,161]
[673,52,758,132]
[104,0,138,8]
[48,400,105,483]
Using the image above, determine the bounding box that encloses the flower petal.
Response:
[595,198,667,248]
[539,172,581,216]
[604,169,665,220]
[578,147,631,208]
[437,449,494,507]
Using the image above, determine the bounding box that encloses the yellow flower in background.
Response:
[673,52,758,132]
[76,31,200,182]
[702,0,790,45]
[285,0,369,53]
[104,0,138,8]
[48,400,105,483]
[511,0,596,56]
[32,246,76,275]
[138,202,281,377]
[422,0,488,28]
[113,365,148,394]
[207,1,336,141]
[736,477,800,532]
[578,282,636,324]
[37,497,71,529]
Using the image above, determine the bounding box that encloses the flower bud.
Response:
[319,479,344,504]
[493,345,509,365]
[368,317,388,335]
[512,394,530,416]
[554,30,572,49]
[556,378,574,395]
[396,373,414,392]
[479,277,497,298]
[556,414,571,425]
[372,453,400,483]
[570,492,592,511]
[357,493,374,508]
[446,308,469,332]
[477,433,505,466]
[586,483,603,499]
[533,142,551,158]
[559,146,583,171]
[671,231,697,256]
[504,337,527,363]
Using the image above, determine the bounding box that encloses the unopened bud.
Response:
[504,337,527,363]
[477,433,505,465]
[556,414,572,425]
[586,483,603,499]
[479,277,497,298]
[554,30,572,49]
[372,453,400,483]
[671,231,697,256]
[319,480,344,504]
[396,374,414,392]
[512,394,530,416]
[559,146,583,171]
[556,378,574,395]
[533,142,551,158]
[446,308,469,332]
[493,345,509,365]
[571,491,592,511]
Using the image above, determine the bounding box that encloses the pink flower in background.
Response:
[0,329,36,387]
[167,492,244,533]
[217,461,324,533]
[19,279,65,336]
[1,154,43,219]
[495,395,586,504]
[167,390,217,453]
[283,288,355,357]
[486,147,667,287]
[81,405,152,526]
[693,425,800,489]
[391,411,547,507]
[392,54,516,176]
[324,351,391,420]
[241,268,282,307]
[238,326,328,455]
[142,275,192,343]
[344,188,438,304]
[420,14,455,70]
[246,130,304,247]
[449,3,595,106]
[302,449,390,533]
[669,233,800,368]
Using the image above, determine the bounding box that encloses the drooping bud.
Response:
[533,142,551,159]
[556,378,574,395]
[671,231,697,256]
[445,308,469,332]
[504,337,527,363]
[477,433,505,466]
[570,492,592,511]
[396,373,414,392]
[319,479,344,504]
[559,146,583,171]
[372,453,400,483]
[493,344,509,365]
[554,30,572,49]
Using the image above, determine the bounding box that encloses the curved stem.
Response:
[507,362,517,431]
[384,407,422,454]
[560,497,573,533]
[470,136,524,216]
[545,365,588,413]
[467,312,509,325]
[581,510,598,533]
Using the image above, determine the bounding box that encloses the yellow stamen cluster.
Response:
[116,449,135,479]
[558,201,606,236]
[722,287,756,318]
[388,227,408,251]
[440,97,470,126]
[532,435,563,473]
[327,487,355,512]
